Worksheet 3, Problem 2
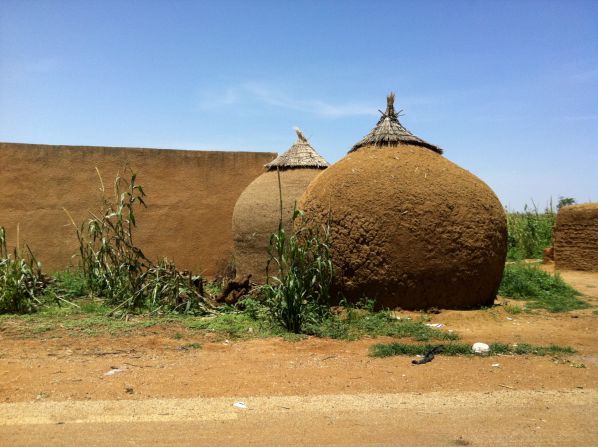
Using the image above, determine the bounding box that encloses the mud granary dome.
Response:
[299,93,507,309]
[554,203,598,272]
[233,128,329,282]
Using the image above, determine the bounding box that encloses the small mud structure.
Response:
[232,129,328,282]
[554,203,598,271]
[299,94,507,309]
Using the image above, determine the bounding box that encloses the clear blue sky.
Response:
[1,0,596,210]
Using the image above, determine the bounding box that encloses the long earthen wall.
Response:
[0,142,276,277]
[554,203,598,272]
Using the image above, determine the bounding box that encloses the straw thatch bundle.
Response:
[233,129,329,282]
[350,93,442,154]
[299,93,507,309]
[265,128,329,170]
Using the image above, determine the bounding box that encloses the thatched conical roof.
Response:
[265,128,329,171]
[350,93,442,154]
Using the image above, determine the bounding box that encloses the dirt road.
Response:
[2,389,596,446]
[1,268,597,445]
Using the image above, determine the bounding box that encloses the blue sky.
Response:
[1,0,596,210]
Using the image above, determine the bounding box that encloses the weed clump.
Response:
[499,263,588,312]
[0,227,48,314]
[66,170,213,316]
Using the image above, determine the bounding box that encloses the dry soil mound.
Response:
[233,169,323,282]
[554,203,598,271]
[299,145,507,309]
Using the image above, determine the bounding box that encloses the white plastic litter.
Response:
[233,401,248,409]
[104,368,123,376]
[425,323,445,328]
[472,342,490,354]
[506,317,513,321]
[492,363,500,367]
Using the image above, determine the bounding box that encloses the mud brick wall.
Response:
[0,142,276,276]
[554,203,598,272]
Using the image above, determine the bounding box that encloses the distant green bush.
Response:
[506,203,555,260]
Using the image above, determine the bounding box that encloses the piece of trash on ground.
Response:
[491,363,500,367]
[425,323,445,328]
[233,401,248,409]
[412,345,444,365]
[104,367,123,376]
[472,342,490,354]
[506,317,513,321]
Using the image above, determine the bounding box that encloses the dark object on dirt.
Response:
[412,345,444,365]
[426,307,441,314]
[299,93,507,310]
[217,274,253,305]
[181,271,204,296]
[554,203,598,272]
[543,247,554,264]
[454,436,471,446]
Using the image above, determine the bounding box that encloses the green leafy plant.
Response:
[0,226,48,313]
[263,208,334,333]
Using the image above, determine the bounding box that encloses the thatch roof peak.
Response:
[350,93,442,154]
[265,128,329,171]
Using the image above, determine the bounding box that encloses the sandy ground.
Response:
[0,266,597,446]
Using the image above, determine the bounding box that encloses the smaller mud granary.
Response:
[232,128,329,282]
[299,93,508,310]
[264,128,328,171]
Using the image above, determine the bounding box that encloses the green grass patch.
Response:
[185,311,285,339]
[0,292,461,342]
[305,310,459,341]
[370,342,576,358]
[499,263,588,312]
[504,304,523,315]
[48,270,88,299]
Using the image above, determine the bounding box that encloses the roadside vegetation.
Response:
[0,179,588,350]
